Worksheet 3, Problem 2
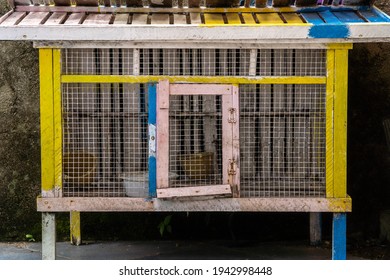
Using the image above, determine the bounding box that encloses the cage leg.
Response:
[42,212,56,260]
[332,213,347,260]
[70,211,81,246]
[309,212,322,246]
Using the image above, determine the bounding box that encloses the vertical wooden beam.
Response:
[334,49,349,198]
[310,212,322,246]
[53,49,62,196]
[70,211,81,246]
[332,213,347,260]
[326,49,335,198]
[222,90,234,187]
[42,212,56,260]
[148,83,157,197]
[232,85,240,197]
[39,48,55,198]
[156,80,170,189]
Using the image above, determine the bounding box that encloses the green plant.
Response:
[25,234,35,242]
[158,215,172,237]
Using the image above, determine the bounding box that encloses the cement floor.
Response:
[0,240,364,260]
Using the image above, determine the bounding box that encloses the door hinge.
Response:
[228,158,237,176]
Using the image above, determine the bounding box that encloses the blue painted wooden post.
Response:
[148,83,157,198]
[332,213,347,260]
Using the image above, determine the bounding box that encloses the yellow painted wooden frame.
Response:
[39,48,62,197]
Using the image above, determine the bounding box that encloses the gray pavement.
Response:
[0,240,364,260]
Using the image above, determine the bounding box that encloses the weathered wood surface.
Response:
[157,185,232,198]
[37,197,352,212]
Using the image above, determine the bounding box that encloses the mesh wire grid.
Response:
[62,48,327,198]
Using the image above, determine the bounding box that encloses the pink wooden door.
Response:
[156,80,240,199]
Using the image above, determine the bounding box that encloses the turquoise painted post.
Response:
[332,213,347,260]
[148,84,157,198]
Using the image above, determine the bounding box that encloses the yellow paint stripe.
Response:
[334,49,349,198]
[256,13,284,24]
[326,49,335,198]
[39,49,54,193]
[70,211,81,245]
[282,13,304,24]
[241,13,257,24]
[53,49,62,189]
[61,75,327,85]
[203,13,225,25]
[226,13,241,24]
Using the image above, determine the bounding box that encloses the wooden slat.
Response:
[83,13,112,25]
[170,84,232,96]
[131,13,148,25]
[44,12,67,25]
[301,13,325,24]
[151,13,170,25]
[0,12,27,26]
[19,12,50,26]
[241,13,257,24]
[222,93,234,186]
[203,13,225,25]
[190,13,201,24]
[63,13,85,25]
[231,85,240,197]
[226,13,241,24]
[174,14,187,24]
[37,197,352,212]
[156,80,170,189]
[256,13,284,24]
[333,11,365,23]
[113,13,129,25]
[282,13,304,24]
[157,185,232,198]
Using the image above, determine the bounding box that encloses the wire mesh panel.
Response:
[168,95,223,187]
[239,84,326,197]
[62,83,149,197]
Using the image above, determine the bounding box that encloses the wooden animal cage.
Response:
[1,0,390,260]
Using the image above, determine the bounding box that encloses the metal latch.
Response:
[228,108,237,124]
[228,158,237,176]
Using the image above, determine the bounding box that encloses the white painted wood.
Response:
[170,84,232,96]
[44,12,67,26]
[132,13,148,25]
[174,14,187,24]
[190,13,201,24]
[1,23,390,42]
[231,85,240,197]
[156,80,170,189]
[151,13,170,25]
[63,13,85,25]
[42,213,56,260]
[37,197,352,212]
[83,13,112,25]
[114,13,130,25]
[0,12,27,26]
[157,185,232,198]
[18,12,50,26]
[222,92,233,186]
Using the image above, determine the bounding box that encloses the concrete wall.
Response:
[0,1,389,241]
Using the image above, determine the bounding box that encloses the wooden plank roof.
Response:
[0,2,389,43]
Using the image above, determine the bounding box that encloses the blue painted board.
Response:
[148,83,157,198]
[301,13,325,24]
[332,213,347,260]
[318,10,342,24]
[360,9,390,23]
[333,11,365,23]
